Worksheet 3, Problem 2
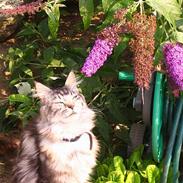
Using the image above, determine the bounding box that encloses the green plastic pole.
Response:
[161,97,183,183]
[118,71,134,81]
[163,93,169,139]
[152,72,165,162]
[167,98,174,137]
[172,108,183,183]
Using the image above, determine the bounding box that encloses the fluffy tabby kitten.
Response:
[12,71,99,183]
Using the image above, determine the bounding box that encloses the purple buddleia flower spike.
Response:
[163,42,183,91]
[81,38,116,77]
[81,25,121,77]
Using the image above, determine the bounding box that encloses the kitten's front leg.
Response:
[12,128,40,183]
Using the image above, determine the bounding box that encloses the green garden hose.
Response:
[161,97,183,183]
[118,71,134,81]
[172,108,183,183]
[152,72,165,162]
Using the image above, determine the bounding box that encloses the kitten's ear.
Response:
[65,71,78,90]
[34,81,51,100]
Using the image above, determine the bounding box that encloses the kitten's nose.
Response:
[67,103,74,109]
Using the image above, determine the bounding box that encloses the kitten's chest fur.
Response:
[38,124,98,183]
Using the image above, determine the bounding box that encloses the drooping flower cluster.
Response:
[163,43,183,91]
[128,13,156,89]
[114,8,128,21]
[81,24,121,77]
[0,0,43,16]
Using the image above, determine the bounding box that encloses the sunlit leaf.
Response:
[102,0,113,12]
[79,0,94,30]
[8,94,31,104]
[146,165,160,183]
[125,171,141,183]
[146,0,181,27]
[21,65,33,77]
[175,31,183,43]
[44,3,60,39]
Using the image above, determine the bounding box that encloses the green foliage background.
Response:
[0,0,183,182]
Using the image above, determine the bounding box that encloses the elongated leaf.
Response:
[20,65,33,77]
[102,0,113,12]
[8,94,31,104]
[146,0,181,27]
[79,0,94,30]
[45,5,60,39]
[17,23,36,37]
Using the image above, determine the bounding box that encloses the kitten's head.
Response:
[34,72,95,129]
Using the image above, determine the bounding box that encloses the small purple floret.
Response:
[81,38,117,77]
[163,42,183,91]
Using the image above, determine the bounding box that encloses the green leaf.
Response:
[8,59,14,73]
[146,165,160,183]
[79,0,94,30]
[108,171,124,182]
[125,171,141,183]
[8,94,31,104]
[6,110,24,119]
[20,65,33,77]
[44,4,60,39]
[146,0,181,27]
[113,156,126,174]
[38,18,50,39]
[41,68,54,80]
[112,36,130,63]
[96,176,108,183]
[102,0,113,12]
[105,94,127,123]
[99,0,133,28]
[62,57,77,68]
[127,145,144,169]
[43,47,55,63]
[15,48,24,58]
[175,31,183,43]
[96,116,110,143]
[176,18,183,31]
[177,0,183,5]
[96,164,109,177]
[17,23,36,37]
[48,59,65,67]
[80,76,103,100]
